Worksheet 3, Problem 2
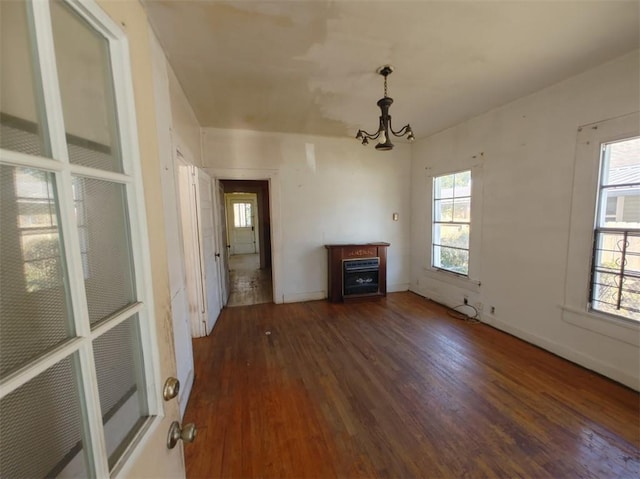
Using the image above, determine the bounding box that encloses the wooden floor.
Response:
[227,254,272,307]
[184,292,640,478]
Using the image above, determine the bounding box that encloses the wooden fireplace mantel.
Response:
[325,242,390,302]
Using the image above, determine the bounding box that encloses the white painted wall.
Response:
[202,130,412,303]
[167,65,202,167]
[410,51,640,390]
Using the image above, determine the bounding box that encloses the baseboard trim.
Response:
[283,291,326,303]
[409,287,638,391]
[482,314,639,391]
[388,283,410,293]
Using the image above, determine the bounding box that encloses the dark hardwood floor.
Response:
[183,292,640,478]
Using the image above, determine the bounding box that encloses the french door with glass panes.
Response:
[1,0,162,477]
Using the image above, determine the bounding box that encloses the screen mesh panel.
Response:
[0,165,74,378]
[0,1,47,157]
[0,355,89,478]
[75,176,136,324]
[93,315,148,468]
[50,0,122,173]
[0,119,44,157]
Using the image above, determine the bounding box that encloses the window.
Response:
[233,202,253,228]
[591,137,640,320]
[0,1,159,477]
[432,170,471,275]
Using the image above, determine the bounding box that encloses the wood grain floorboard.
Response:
[183,292,640,478]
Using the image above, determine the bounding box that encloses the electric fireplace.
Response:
[325,243,389,302]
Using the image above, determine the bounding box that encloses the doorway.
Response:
[220,180,273,307]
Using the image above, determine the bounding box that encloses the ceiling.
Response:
[143,1,639,140]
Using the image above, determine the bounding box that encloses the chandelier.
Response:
[356,65,415,151]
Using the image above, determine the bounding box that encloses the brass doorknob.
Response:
[163,377,180,401]
[167,421,197,449]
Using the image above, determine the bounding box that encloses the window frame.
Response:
[432,169,472,276]
[0,0,163,476]
[562,112,640,345]
[423,162,483,290]
[590,138,640,320]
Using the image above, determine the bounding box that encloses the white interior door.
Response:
[176,158,205,337]
[161,145,194,418]
[227,194,258,255]
[0,1,182,476]
[195,169,221,334]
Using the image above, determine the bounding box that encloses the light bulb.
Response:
[379,130,387,144]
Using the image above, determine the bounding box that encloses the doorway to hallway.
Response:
[220,180,273,307]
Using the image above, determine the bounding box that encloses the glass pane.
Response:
[74,176,136,324]
[434,199,453,222]
[0,1,48,156]
[93,315,148,469]
[51,0,122,172]
[601,137,640,186]
[595,232,640,275]
[620,277,640,319]
[433,245,469,275]
[599,187,640,227]
[625,235,640,276]
[0,355,90,478]
[594,232,624,273]
[434,174,454,199]
[592,270,620,307]
[453,198,471,221]
[453,170,471,196]
[434,224,469,249]
[233,203,242,227]
[244,203,252,226]
[0,165,74,378]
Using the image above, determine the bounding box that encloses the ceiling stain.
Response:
[144,1,640,139]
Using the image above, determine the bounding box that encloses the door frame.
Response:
[206,168,282,304]
[215,181,229,305]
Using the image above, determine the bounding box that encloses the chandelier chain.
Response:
[384,75,388,98]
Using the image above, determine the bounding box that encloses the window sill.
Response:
[422,267,481,293]
[560,305,640,347]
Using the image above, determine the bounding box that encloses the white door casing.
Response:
[205,168,282,304]
[215,180,230,305]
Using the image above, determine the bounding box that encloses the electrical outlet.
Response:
[463,296,468,305]
[490,306,495,314]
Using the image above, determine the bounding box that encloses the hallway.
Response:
[226,253,272,307]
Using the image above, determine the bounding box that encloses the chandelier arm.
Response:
[390,123,411,137]
[360,129,382,140]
